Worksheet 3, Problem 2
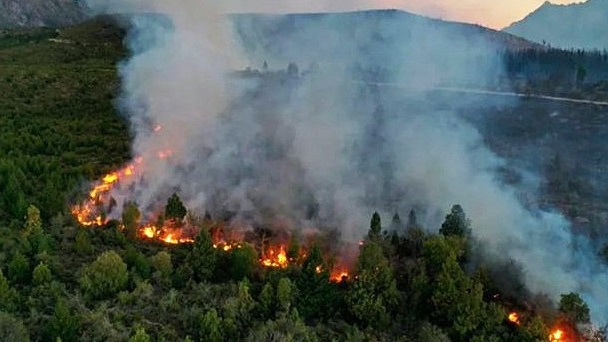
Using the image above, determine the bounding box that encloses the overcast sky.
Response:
[220,0,581,29]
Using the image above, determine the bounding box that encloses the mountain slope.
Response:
[232,10,541,88]
[504,0,608,50]
[0,0,87,28]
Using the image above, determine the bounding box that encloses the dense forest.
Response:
[0,16,607,341]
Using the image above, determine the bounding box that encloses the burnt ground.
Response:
[454,92,608,240]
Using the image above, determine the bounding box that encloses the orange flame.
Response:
[331,271,349,283]
[261,246,289,268]
[141,225,157,239]
[508,312,520,325]
[549,329,563,342]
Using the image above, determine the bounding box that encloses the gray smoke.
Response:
[85,1,608,323]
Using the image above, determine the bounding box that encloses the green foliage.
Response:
[46,299,80,342]
[229,243,257,280]
[0,312,30,342]
[32,262,52,285]
[8,251,30,284]
[129,327,151,342]
[122,203,141,239]
[417,322,451,342]
[189,227,217,281]
[79,250,128,299]
[151,251,173,278]
[258,282,275,318]
[296,244,337,321]
[125,246,152,279]
[277,277,294,312]
[369,212,382,240]
[245,309,318,342]
[422,236,458,276]
[559,292,591,324]
[201,308,222,342]
[439,205,470,237]
[0,269,18,313]
[165,193,187,221]
[430,258,486,340]
[347,241,399,328]
[73,228,93,255]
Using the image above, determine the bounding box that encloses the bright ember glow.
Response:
[331,271,349,282]
[261,246,289,268]
[71,162,139,226]
[549,329,563,342]
[508,312,520,325]
[72,158,353,276]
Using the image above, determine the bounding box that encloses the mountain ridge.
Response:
[504,0,608,50]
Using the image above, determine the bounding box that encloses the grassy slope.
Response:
[0,17,130,222]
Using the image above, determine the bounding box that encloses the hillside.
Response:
[504,0,608,51]
[0,0,86,28]
[0,15,606,342]
[233,10,541,89]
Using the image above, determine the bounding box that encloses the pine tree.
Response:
[165,193,187,221]
[189,227,217,281]
[368,212,382,240]
[440,204,470,237]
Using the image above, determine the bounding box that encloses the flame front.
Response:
[71,162,139,227]
[550,329,563,342]
[261,246,289,268]
[508,312,520,325]
[72,159,353,276]
[331,271,349,282]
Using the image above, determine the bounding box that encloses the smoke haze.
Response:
[85,1,608,323]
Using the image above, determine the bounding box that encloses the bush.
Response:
[79,250,128,299]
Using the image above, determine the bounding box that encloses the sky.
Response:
[220,0,582,30]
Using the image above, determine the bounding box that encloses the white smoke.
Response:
[85,1,608,323]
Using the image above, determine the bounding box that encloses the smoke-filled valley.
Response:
[2,3,608,342]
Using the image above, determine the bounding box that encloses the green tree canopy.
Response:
[32,262,52,286]
[347,241,399,328]
[559,292,590,324]
[368,212,382,240]
[79,250,128,299]
[121,202,141,239]
[439,205,470,237]
[0,312,29,342]
[189,227,217,281]
[129,327,151,342]
[165,193,187,221]
[46,299,80,342]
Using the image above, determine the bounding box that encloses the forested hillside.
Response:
[0,16,605,342]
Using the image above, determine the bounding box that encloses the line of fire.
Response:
[71,150,590,342]
[70,146,352,283]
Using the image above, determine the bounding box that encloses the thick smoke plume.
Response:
[85,1,608,322]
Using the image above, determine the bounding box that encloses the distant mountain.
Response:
[232,10,541,87]
[0,0,87,28]
[504,0,608,51]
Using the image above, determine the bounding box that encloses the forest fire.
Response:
[72,152,354,280]
[550,329,564,342]
[508,312,520,325]
[260,246,289,268]
[71,160,141,227]
[331,271,349,283]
